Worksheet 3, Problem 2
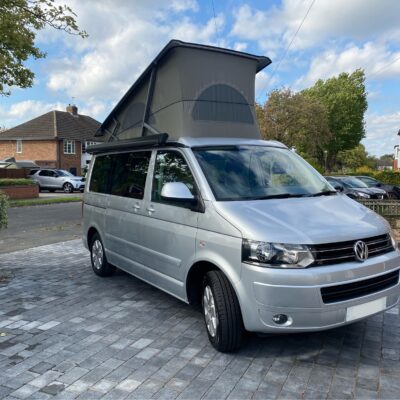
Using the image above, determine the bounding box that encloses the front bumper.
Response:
[238,250,400,333]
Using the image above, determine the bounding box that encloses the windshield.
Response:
[57,170,75,177]
[338,177,368,188]
[193,146,334,201]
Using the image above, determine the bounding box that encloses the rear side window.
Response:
[89,155,113,193]
[110,151,151,199]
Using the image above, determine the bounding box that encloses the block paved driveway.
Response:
[0,240,399,400]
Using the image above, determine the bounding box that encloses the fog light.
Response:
[272,314,288,325]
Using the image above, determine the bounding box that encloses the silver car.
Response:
[29,168,85,193]
[82,138,400,352]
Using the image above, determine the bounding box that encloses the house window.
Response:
[82,141,98,153]
[63,140,75,154]
[16,139,22,153]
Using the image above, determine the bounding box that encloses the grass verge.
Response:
[9,197,82,207]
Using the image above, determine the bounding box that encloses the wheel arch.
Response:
[185,260,241,309]
[87,226,100,247]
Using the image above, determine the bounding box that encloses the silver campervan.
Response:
[83,41,400,352]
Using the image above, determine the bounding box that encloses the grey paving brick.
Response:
[0,240,399,400]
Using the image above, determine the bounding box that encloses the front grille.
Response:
[321,270,399,303]
[310,234,394,266]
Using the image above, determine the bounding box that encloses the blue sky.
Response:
[1,0,400,156]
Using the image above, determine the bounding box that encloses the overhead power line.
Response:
[257,0,316,103]
[211,0,220,47]
[369,54,400,79]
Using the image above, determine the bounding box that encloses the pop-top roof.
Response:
[97,40,271,143]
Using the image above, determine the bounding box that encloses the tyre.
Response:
[63,182,73,193]
[89,233,115,277]
[202,271,244,352]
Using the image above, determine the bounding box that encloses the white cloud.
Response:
[231,0,400,53]
[43,0,224,106]
[233,42,248,52]
[255,71,279,101]
[363,111,400,156]
[0,100,64,128]
[295,43,400,87]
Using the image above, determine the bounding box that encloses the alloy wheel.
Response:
[203,285,218,337]
[92,239,103,270]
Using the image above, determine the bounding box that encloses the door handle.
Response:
[147,205,155,215]
[133,203,140,212]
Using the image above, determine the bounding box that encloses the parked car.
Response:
[29,169,85,193]
[325,176,387,199]
[355,176,400,199]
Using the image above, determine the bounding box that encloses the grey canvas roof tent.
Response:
[90,40,271,153]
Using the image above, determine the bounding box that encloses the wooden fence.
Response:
[357,199,400,217]
[0,169,26,179]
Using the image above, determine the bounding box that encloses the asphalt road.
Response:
[0,202,82,254]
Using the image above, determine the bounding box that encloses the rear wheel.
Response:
[202,271,244,352]
[63,182,73,193]
[90,233,115,277]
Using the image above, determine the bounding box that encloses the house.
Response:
[0,105,101,176]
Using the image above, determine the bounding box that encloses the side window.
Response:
[110,151,151,199]
[39,170,49,176]
[89,155,113,193]
[152,151,196,205]
[48,171,57,177]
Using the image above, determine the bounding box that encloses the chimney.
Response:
[66,104,78,116]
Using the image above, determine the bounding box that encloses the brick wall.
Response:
[0,140,57,164]
[0,185,39,199]
[0,139,83,176]
[59,140,82,176]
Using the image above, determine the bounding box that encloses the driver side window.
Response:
[152,151,195,206]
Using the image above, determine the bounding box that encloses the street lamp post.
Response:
[323,150,328,173]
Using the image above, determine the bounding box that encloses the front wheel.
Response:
[202,271,244,352]
[90,233,115,277]
[63,182,73,193]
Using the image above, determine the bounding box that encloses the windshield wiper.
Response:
[307,190,337,197]
[252,193,309,200]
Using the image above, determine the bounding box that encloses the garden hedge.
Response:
[0,178,36,187]
[0,192,8,230]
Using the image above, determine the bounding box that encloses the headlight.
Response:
[356,191,370,198]
[242,240,314,268]
[389,228,397,249]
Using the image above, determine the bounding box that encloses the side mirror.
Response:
[333,184,344,192]
[376,183,382,187]
[161,182,195,202]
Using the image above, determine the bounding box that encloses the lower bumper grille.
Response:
[321,270,399,304]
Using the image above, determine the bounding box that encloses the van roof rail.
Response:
[87,133,169,155]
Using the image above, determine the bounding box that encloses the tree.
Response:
[302,69,367,171]
[336,144,377,172]
[257,88,331,169]
[0,0,87,96]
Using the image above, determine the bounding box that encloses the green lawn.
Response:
[9,197,82,207]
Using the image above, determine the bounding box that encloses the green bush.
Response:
[0,178,36,186]
[350,170,400,186]
[0,192,9,230]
